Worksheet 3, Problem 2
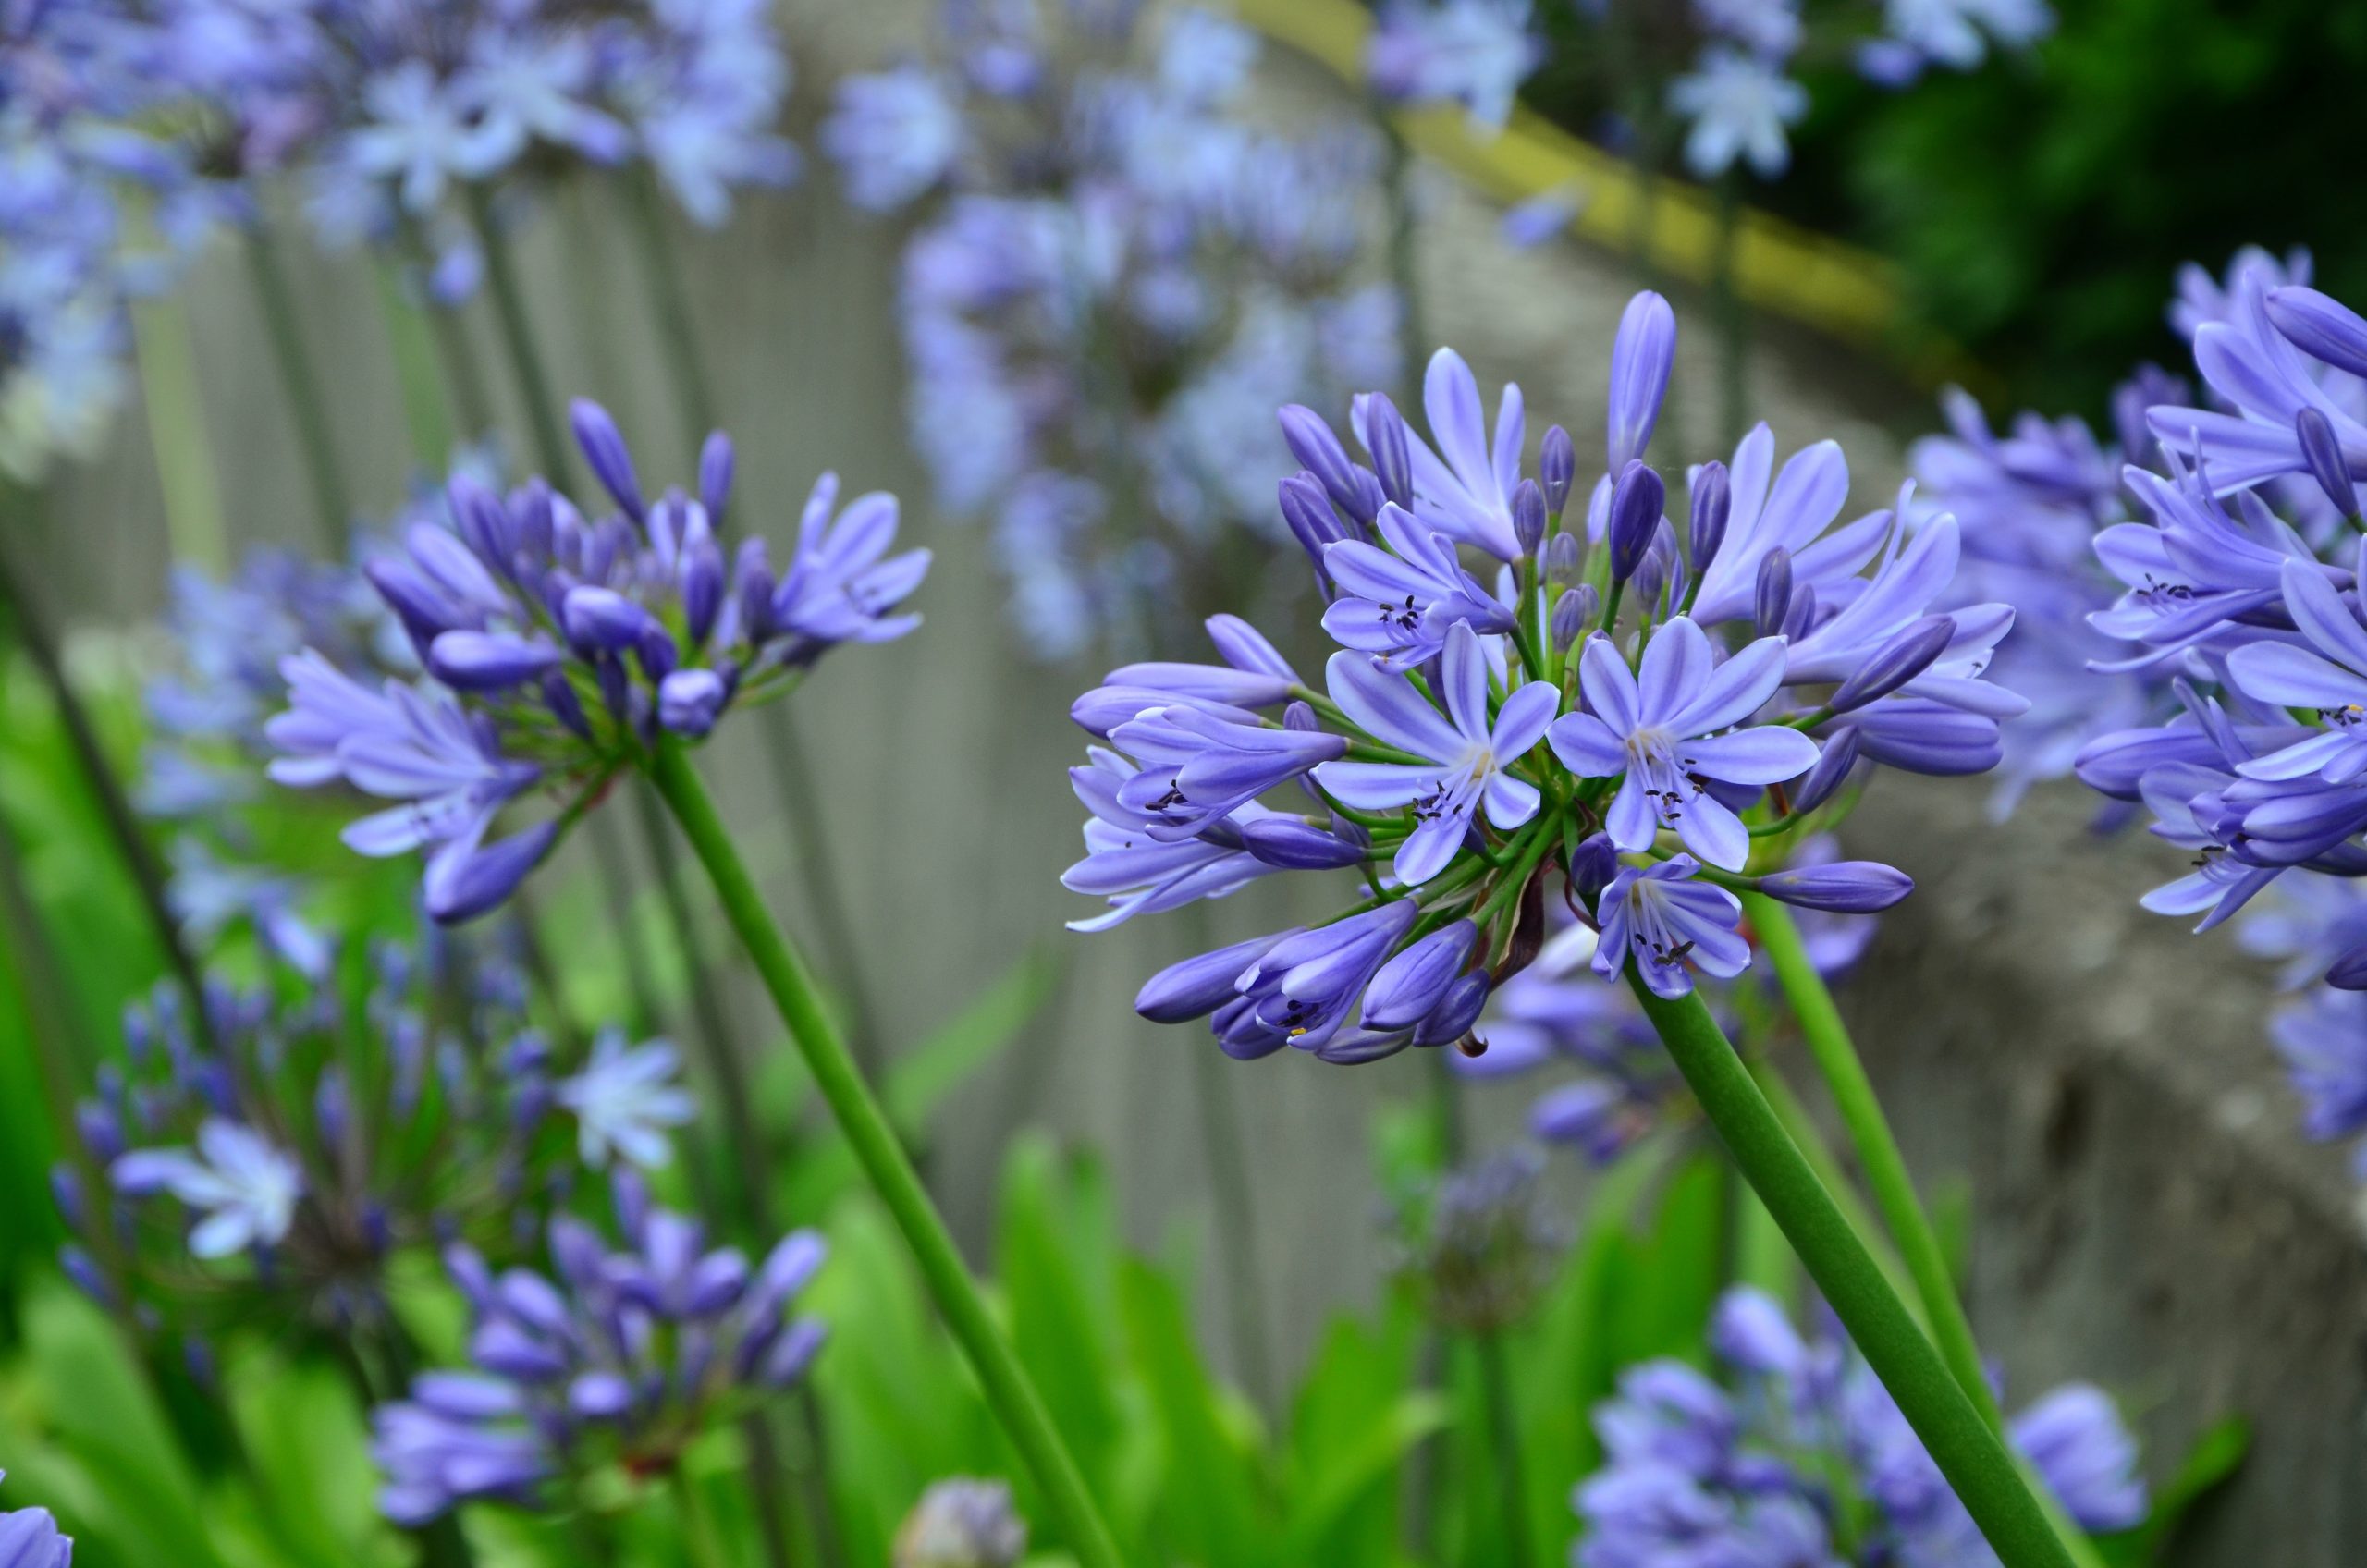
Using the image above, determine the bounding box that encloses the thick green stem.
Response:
[1746,897,2110,1568]
[645,741,1123,1568]
[243,225,353,550]
[0,504,213,1053]
[1746,897,2001,1431]
[754,711,886,1080]
[1625,977,2072,1568]
[1476,1331,1534,1568]
[629,777,769,1232]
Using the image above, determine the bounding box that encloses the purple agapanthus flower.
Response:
[1366,0,1543,132]
[0,1474,72,1568]
[372,1170,827,1525]
[1550,620,1821,869]
[1578,1286,2142,1568]
[64,923,685,1346]
[1312,622,1556,884]
[2269,988,2367,1178]
[1067,291,2005,1067]
[267,407,925,922]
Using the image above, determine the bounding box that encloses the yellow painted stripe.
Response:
[1233,0,1985,390]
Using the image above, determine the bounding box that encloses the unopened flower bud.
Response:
[1414,970,1491,1048]
[1551,584,1594,651]
[2297,407,2358,520]
[1568,831,1619,904]
[1241,817,1368,869]
[658,668,728,736]
[1831,614,1954,713]
[1787,725,1860,813]
[1607,460,1663,584]
[1689,459,1730,570]
[1365,393,1415,509]
[570,398,645,521]
[894,1478,1026,1568]
[1754,548,1792,638]
[1513,479,1548,557]
[1544,531,1581,586]
[1540,423,1575,514]
[1362,922,1478,1032]
[1756,860,1913,913]
[699,432,737,525]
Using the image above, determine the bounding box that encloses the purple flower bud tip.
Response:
[1754,547,1793,639]
[1540,423,1575,515]
[1242,816,1369,869]
[1755,860,1913,913]
[1544,530,1581,586]
[1278,472,1347,570]
[1551,585,1592,652]
[1831,613,1954,713]
[1414,970,1490,1048]
[2267,285,2367,381]
[2326,942,2367,990]
[1608,290,1677,470]
[2296,407,2358,520]
[428,631,562,691]
[1362,921,1478,1032]
[1134,933,1285,1023]
[570,399,645,521]
[699,433,736,523]
[561,586,655,652]
[1689,460,1730,570]
[1512,479,1548,556]
[1366,392,1414,510]
[1788,725,1860,813]
[1607,460,1663,584]
[658,668,729,737]
[1568,830,1619,902]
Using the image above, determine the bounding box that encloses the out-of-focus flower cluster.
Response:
[0,2,221,478]
[1366,0,1542,133]
[823,0,1401,657]
[264,404,926,922]
[1576,1285,2146,1567]
[1953,248,2367,1179]
[370,1169,826,1525]
[1064,289,2017,1067]
[1532,0,2053,190]
[56,930,692,1353]
[894,1477,1029,1568]
[1386,1145,1564,1332]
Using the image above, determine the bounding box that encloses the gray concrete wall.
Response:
[18,9,2365,1561]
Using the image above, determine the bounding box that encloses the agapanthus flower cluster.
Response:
[1066,290,2017,1065]
[0,3,215,478]
[1537,0,2050,186]
[894,1478,1029,1568]
[1576,1286,2146,1568]
[57,929,691,1349]
[264,402,926,922]
[119,0,795,296]
[369,1169,826,1525]
[1386,1145,1564,1332]
[0,1473,72,1568]
[1365,0,1543,133]
[2067,256,2367,982]
[1455,835,1878,1163]
[824,0,1401,656]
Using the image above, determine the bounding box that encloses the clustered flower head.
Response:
[823,0,1401,657]
[108,0,791,300]
[1387,1145,1564,1332]
[0,1473,73,1568]
[1574,0,2054,186]
[1067,290,2017,1065]
[1576,1286,2146,1568]
[2067,256,2367,986]
[0,2,220,479]
[1455,835,1879,1162]
[264,403,926,922]
[57,929,690,1347]
[370,1169,827,1525]
[893,1477,1029,1568]
[1365,0,1543,133]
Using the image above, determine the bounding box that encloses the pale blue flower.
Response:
[113,1118,303,1258]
